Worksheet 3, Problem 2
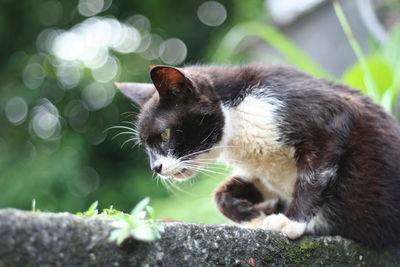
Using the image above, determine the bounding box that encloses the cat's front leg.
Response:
[261,177,317,240]
[214,177,285,225]
[262,163,334,239]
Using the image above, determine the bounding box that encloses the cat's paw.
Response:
[240,214,266,229]
[214,177,264,223]
[262,213,306,239]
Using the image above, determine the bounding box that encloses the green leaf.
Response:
[109,229,124,243]
[76,201,99,216]
[146,206,155,219]
[108,198,163,245]
[88,201,98,212]
[131,224,158,242]
[342,56,394,96]
[102,205,125,216]
[130,197,150,217]
[112,229,130,245]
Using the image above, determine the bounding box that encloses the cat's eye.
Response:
[161,128,171,142]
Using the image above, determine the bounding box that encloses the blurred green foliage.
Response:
[342,24,400,113]
[0,0,399,225]
[211,21,332,78]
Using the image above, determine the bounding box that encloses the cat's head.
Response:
[116,65,224,180]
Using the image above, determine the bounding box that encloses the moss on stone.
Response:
[0,209,399,266]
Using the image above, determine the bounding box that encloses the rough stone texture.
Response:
[0,209,399,266]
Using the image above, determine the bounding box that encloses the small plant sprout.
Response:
[31,199,40,212]
[76,201,99,216]
[102,205,125,216]
[109,197,164,245]
[74,199,164,244]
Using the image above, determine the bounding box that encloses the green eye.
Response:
[161,128,171,142]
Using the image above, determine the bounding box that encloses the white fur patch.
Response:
[154,155,179,175]
[154,155,197,180]
[262,213,306,239]
[218,95,298,201]
[153,149,220,180]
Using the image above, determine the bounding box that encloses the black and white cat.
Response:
[116,64,400,247]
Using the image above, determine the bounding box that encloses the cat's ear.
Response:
[115,82,156,106]
[150,65,193,98]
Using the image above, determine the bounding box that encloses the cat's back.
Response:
[185,63,363,107]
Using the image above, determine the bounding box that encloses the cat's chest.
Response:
[220,95,298,200]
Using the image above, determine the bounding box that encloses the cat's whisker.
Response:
[129,103,139,109]
[179,148,217,160]
[179,147,218,160]
[131,141,141,149]
[183,158,244,165]
[183,159,222,164]
[184,167,217,179]
[121,120,138,128]
[111,131,137,140]
[162,178,174,192]
[200,165,230,171]
[121,110,139,117]
[121,138,140,149]
[123,114,137,119]
[182,162,229,172]
[169,177,194,196]
[179,145,241,161]
[152,172,162,187]
[166,178,187,195]
[208,144,241,150]
[120,122,135,127]
[158,175,176,193]
[199,127,217,145]
[185,162,226,169]
[104,125,137,133]
[183,164,227,176]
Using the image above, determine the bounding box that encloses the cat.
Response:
[116,63,400,247]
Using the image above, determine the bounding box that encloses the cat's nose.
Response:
[152,164,162,174]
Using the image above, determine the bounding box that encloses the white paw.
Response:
[281,220,307,239]
[262,213,306,239]
[240,214,266,229]
[262,213,290,231]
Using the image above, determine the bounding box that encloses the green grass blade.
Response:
[333,0,380,103]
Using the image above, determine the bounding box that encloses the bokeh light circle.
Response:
[159,38,187,65]
[82,82,116,111]
[29,99,61,140]
[5,97,28,125]
[91,56,120,83]
[197,1,227,27]
[78,0,104,17]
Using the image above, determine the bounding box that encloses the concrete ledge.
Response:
[0,209,398,266]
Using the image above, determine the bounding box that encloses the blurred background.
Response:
[0,0,399,224]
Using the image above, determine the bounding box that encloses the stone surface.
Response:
[0,209,399,266]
